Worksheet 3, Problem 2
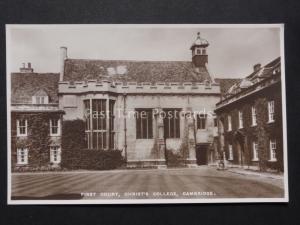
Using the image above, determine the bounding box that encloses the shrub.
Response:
[63,149,124,170]
[61,119,125,170]
[166,150,185,168]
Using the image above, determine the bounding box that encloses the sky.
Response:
[7,25,281,78]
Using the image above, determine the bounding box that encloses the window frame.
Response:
[17,148,28,165]
[269,139,277,161]
[17,119,28,137]
[268,100,275,123]
[33,95,49,104]
[251,106,257,126]
[252,141,259,161]
[84,99,115,150]
[228,144,233,160]
[135,109,153,139]
[163,109,181,139]
[50,146,61,164]
[238,111,243,129]
[197,114,207,130]
[50,118,61,136]
[227,115,232,131]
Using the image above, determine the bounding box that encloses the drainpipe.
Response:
[193,112,197,161]
[123,93,128,165]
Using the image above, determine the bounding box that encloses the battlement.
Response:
[58,80,221,95]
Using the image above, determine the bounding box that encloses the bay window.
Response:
[84,99,115,149]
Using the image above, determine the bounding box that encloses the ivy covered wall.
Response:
[216,82,283,171]
[11,111,62,171]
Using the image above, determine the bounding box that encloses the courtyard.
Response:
[11,166,284,200]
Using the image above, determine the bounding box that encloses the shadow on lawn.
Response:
[11,193,83,200]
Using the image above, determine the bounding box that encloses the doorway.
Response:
[196,144,208,165]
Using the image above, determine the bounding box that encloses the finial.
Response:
[197,32,200,38]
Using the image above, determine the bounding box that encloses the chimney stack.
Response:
[253,63,261,72]
[20,62,34,73]
[60,46,68,81]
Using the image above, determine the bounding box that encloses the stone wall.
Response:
[59,85,220,167]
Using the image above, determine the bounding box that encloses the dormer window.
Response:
[32,89,49,104]
[196,48,201,55]
[36,96,46,104]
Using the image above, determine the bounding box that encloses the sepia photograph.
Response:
[6,24,288,204]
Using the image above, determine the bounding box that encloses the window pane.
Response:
[103,132,107,149]
[163,109,180,138]
[175,111,180,138]
[19,119,25,126]
[136,112,141,139]
[136,109,153,139]
[148,111,153,138]
[92,132,97,149]
[84,100,90,130]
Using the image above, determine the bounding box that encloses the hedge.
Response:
[61,119,125,170]
[62,149,124,170]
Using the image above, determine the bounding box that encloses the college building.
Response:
[10,33,283,171]
[215,57,284,171]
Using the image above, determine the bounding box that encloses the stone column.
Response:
[154,107,167,168]
[185,109,197,167]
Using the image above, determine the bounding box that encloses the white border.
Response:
[6,24,289,205]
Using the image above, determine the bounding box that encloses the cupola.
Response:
[190,32,209,67]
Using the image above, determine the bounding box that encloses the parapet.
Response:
[58,80,221,95]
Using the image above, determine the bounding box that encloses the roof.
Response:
[224,57,281,97]
[33,89,48,96]
[214,78,242,96]
[11,73,59,104]
[247,57,281,80]
[63,58,212,83]
[190,32,209,49]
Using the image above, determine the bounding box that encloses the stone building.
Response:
[10,33,264,170]
[11,66,63,171]
[215,57,284,171]
[58,33,220,168]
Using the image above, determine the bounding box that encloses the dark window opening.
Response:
[197,114,207,130]
[136,109,153,139]
[163,109,180,138]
